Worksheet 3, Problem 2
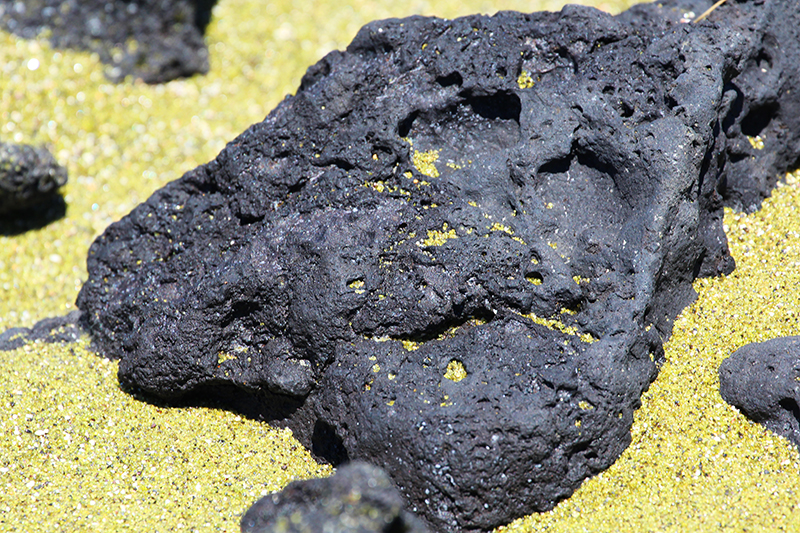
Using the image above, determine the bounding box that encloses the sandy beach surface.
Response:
[2,1,800,531]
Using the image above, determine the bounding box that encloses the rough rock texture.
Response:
[74,0,800,531]
[0,310,82,351]
[719,337,800,449]
[241,462,429,533]
[0,142,67,217]
[0,0,216,83]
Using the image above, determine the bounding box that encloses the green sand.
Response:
[2,0,800,530]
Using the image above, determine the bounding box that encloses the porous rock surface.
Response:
[0,310,82,351]
[0,141,67,217]
[241,461,429,533]
[75,0,800,530]
[0,0,215,83]
[719,337,800,449]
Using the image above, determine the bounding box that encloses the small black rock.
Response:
[0,141,67,217]
[719,336,800,448]
[0,0,216,83]
[241,462,429,533]
[0,310,83,351]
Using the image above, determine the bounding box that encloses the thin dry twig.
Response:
[694,0,730,23]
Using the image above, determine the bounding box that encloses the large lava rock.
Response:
[0,0,216,83]
[241,462,429,533]
[76,0,800,530]
[719,337,800,449]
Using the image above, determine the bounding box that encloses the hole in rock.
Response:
[721,82,744,133]
[287,180,305,194]
[779,398,800,428]
[398,110,419,138]
[221,301,260,329]
[312,419,349,465]
[538,147,641,222]
[571,440,591,454]
[436,72,463,88]
[741,102,778,138]
[729,152,748,164]
[462,90,522,122]
[538,155,571,175]
[327,158,355,171]
[348,278,365,290]
[756,49,773,71]
[396,90,521,172]
[444,359,467,382]
[526,272,544,285]
[236,211,265,225]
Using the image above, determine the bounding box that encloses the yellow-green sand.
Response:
[2,0,799,530]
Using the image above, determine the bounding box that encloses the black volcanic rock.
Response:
[241,462,429,533]
[0,0,216,83]
[75,0,800,530]
[719,337,800,448]
[0,142,67,217]
[0,310,83,351]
